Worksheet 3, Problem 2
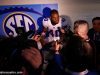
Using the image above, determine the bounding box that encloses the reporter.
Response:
[62,20,97,75]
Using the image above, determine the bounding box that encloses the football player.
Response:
[42,9,62,43]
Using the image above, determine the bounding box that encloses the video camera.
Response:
[15,27,35,39]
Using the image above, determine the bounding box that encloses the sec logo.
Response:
[3,12,36,37]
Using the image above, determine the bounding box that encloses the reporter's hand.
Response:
[54,41,61,54]
[33,34,41,42]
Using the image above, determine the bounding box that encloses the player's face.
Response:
[93,20,100,32]
[51,13,59,25]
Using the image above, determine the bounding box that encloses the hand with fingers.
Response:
[54,40,62,54]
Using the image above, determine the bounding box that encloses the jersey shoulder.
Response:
[43,18,50,22]
[43,18,51,28]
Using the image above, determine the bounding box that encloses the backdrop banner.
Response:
[0,4,58,37]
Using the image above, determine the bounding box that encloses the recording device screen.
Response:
[16,27,25,35]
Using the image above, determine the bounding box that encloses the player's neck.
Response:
[51,21,56,26]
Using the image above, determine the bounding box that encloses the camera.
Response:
[16,27,25,36]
